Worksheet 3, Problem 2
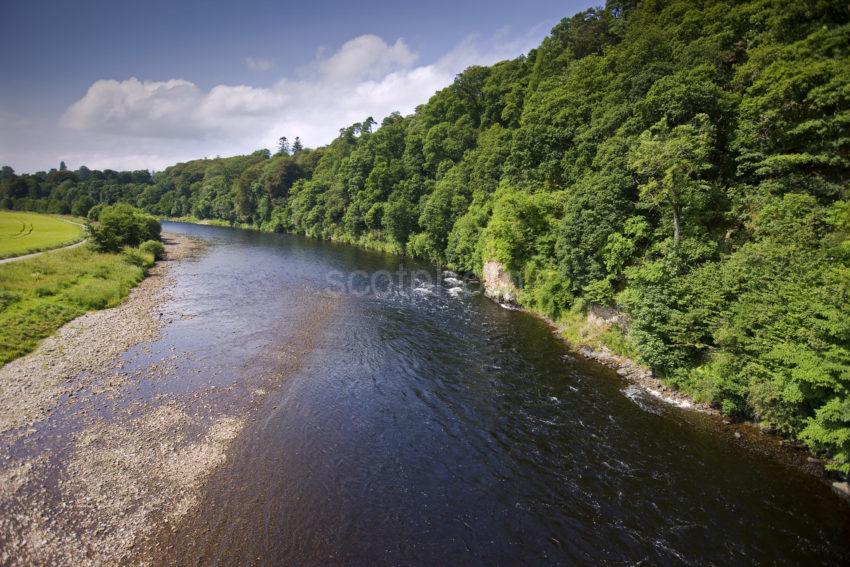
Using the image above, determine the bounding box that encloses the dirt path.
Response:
[0,238,88,265]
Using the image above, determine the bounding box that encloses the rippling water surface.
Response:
[153,221,850,565]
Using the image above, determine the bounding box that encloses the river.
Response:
[137,221,850,565]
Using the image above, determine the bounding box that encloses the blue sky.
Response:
[1,0,594,172]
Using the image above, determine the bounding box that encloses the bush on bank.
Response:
[87,204,161,253]
[139,239,165,260]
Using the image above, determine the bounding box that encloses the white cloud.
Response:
[61,78,204,138]
[243,57,275,72]
[315,35,416,82]
[13,28,546,172]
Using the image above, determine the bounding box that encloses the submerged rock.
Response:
[446,286,464,297]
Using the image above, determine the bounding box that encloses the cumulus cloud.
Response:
[47,28,545,171]
[315,35,417,82]
[62,78,204,138]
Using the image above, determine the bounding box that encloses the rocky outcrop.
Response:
[586,304,628,331]
[482,261,519,303]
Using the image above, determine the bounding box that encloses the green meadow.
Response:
[0,211,85,259]
[0,244,154,364]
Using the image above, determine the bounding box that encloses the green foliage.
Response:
[87,204,104,221]
[801,398,850,475]
[139,239,165,260]
[520,257,573,320]
[555,170,634,293]
[480,189,561,273]
[121,247,155,269]
[3,0,849,470]
[71,195,96,217]
[87,204,161,252]
[629,114,715,243]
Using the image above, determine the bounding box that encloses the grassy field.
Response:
[0,211,86,259]
[0,245,154,365]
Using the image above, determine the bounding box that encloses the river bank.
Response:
[0,228,348,565]
[0,233,249,565]
[0,234,197,434]
[536,305,850,500]
[477,260,850,496]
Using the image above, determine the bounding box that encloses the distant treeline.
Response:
[3,0,849,472]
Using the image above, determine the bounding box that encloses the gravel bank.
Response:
[0,234,198,435]
[0,233,254,565]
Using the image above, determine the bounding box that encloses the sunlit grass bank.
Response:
[0,211,85,259]
[0,245,154,364]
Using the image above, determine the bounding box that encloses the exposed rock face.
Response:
[482,261,519,303]
[586,304,629,331]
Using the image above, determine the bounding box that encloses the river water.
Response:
[147,221,850,565]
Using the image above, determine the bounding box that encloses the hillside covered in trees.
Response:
[3,0,849,473]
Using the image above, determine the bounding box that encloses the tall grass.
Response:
[0,245,154,364]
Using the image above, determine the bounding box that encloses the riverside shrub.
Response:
[139,239,165,260]
[87,204,161,252]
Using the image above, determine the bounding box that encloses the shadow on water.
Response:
[146,221,850,566]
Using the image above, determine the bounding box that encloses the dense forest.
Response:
[3,0,849,473]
